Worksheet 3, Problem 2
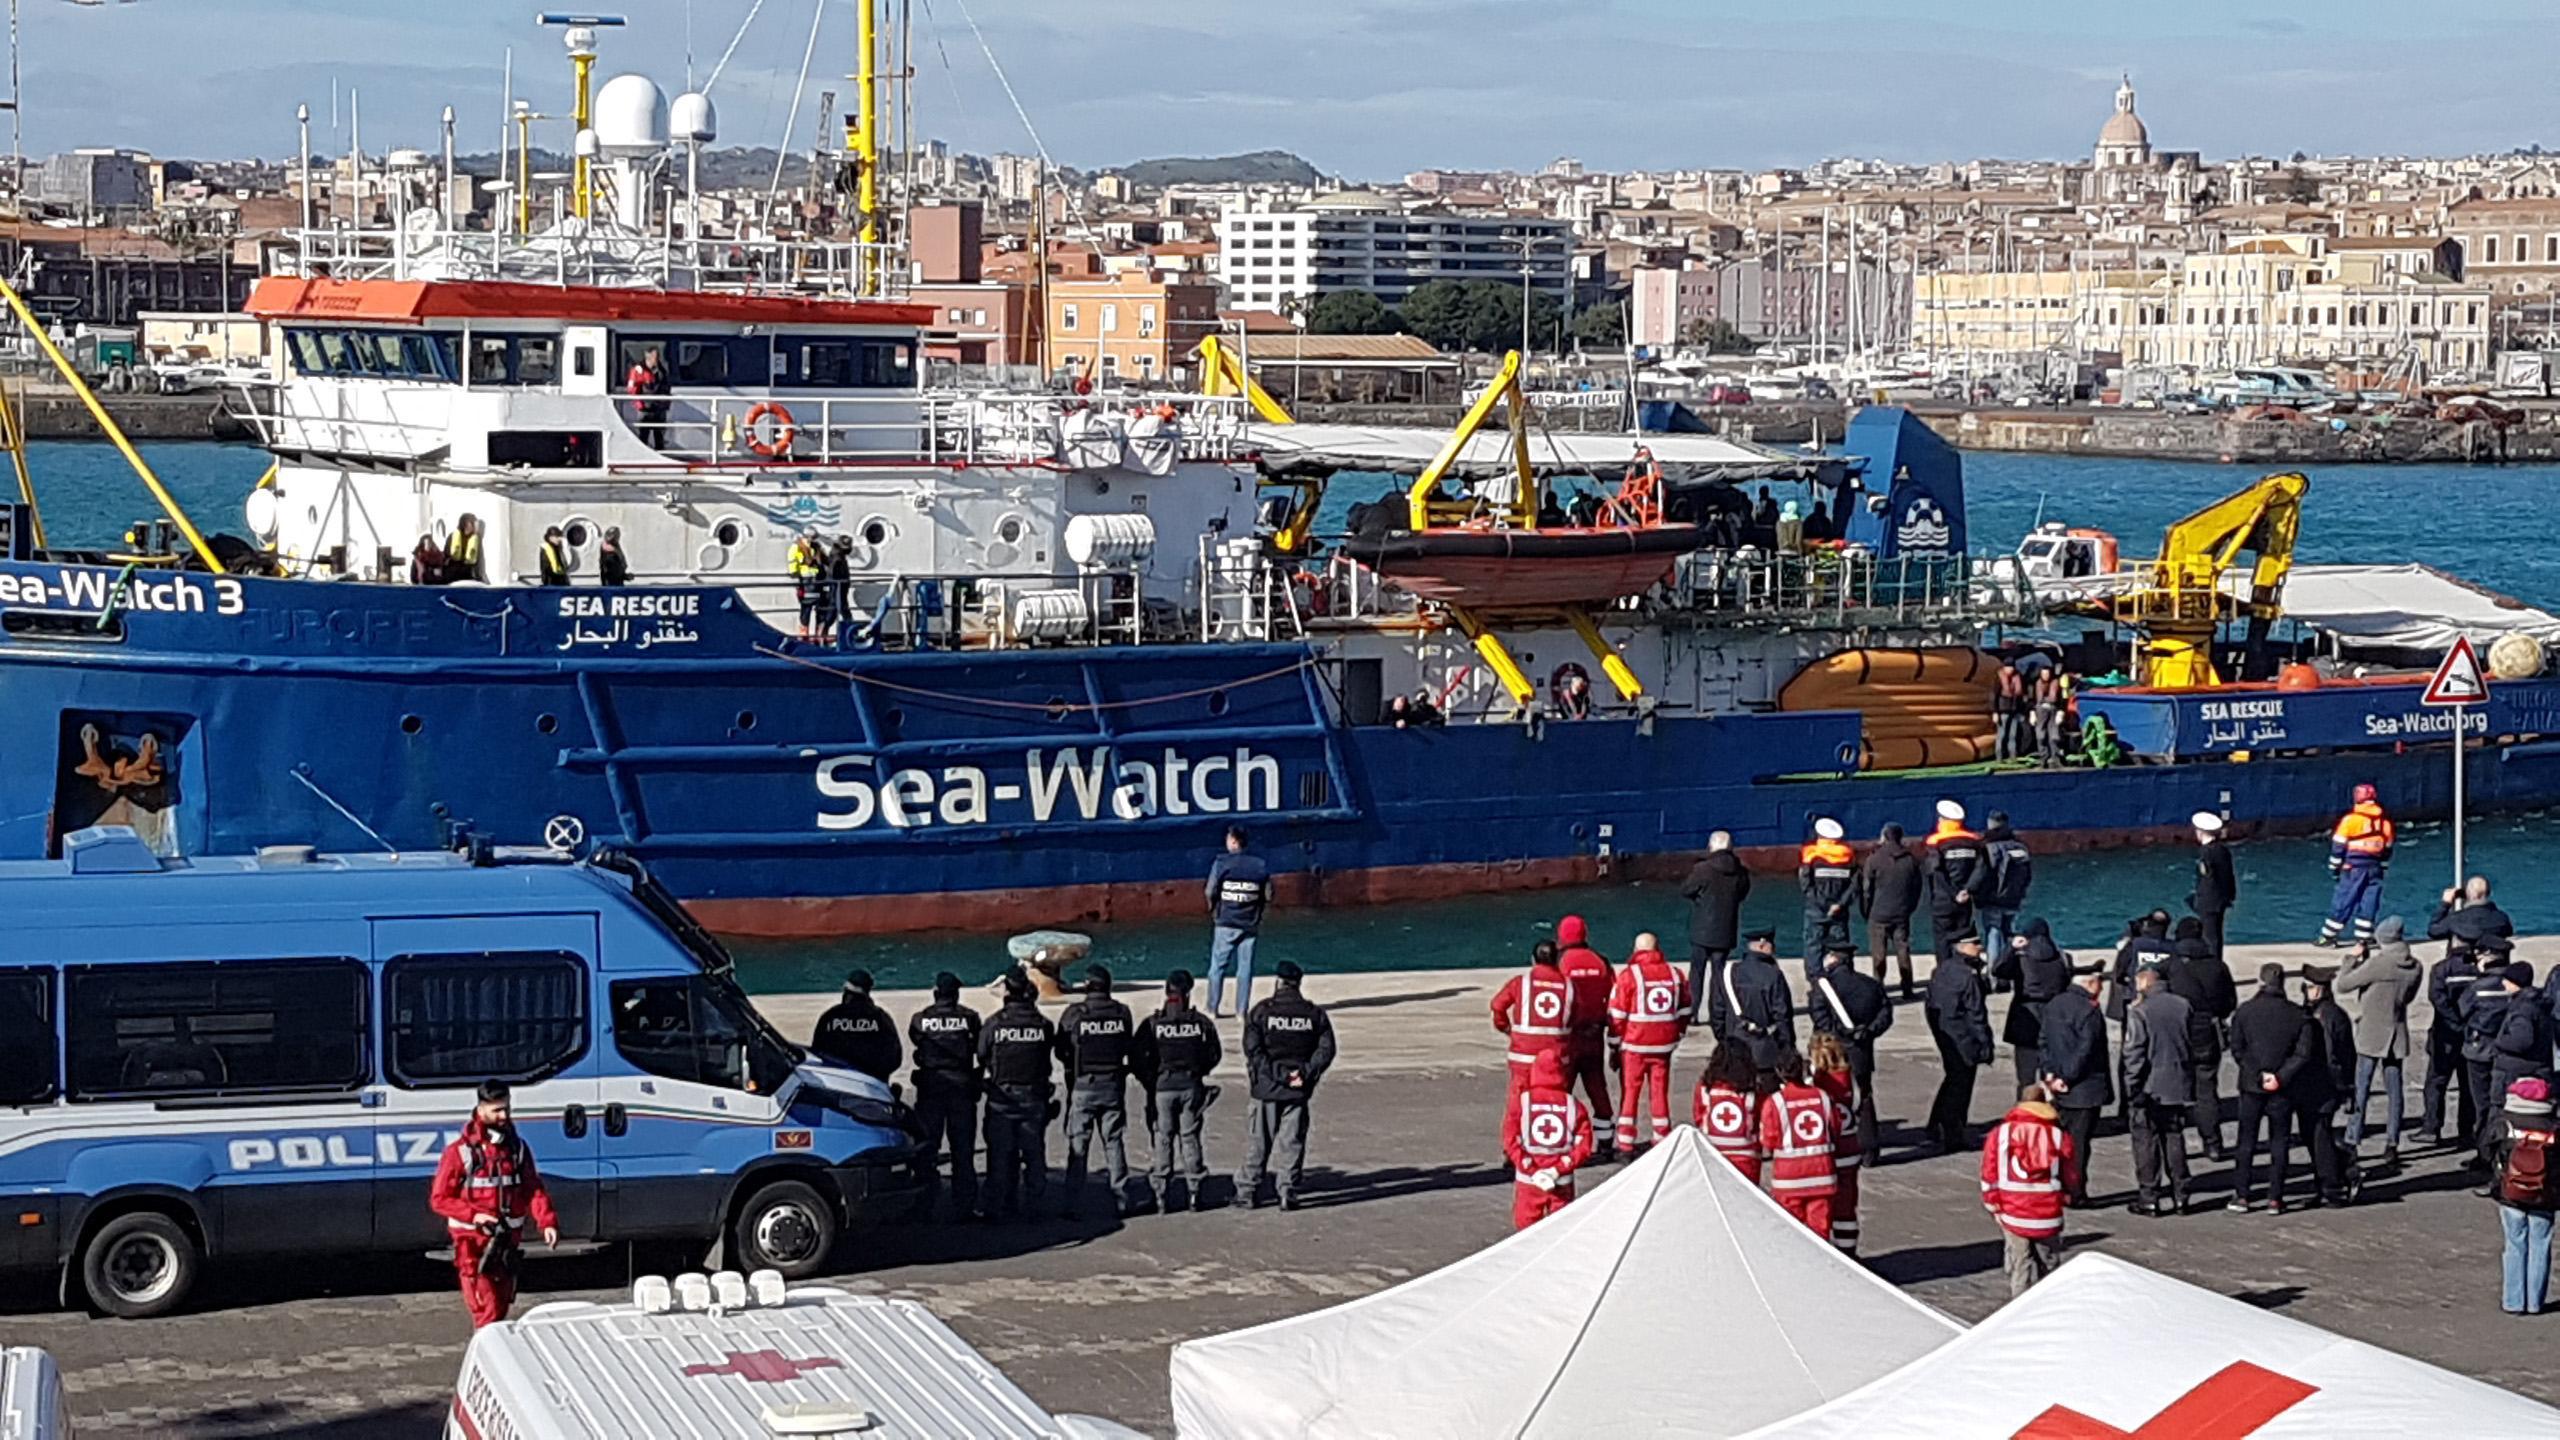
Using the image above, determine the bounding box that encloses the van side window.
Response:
[0,971,57,1105]
[610,976,794,1096]
[65,960,369,1101]
[386,953,589,1087]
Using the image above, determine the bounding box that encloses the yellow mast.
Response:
[537,14,625,221]
[848,0,882,293]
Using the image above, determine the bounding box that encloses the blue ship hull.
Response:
[4,560,2558,936]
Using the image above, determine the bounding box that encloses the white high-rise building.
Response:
[1217,195,1571,314]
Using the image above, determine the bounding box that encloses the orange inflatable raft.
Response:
[1778,647,1998,772]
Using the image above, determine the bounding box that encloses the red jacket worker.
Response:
[429,1080,560,1327]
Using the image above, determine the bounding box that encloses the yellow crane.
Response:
[2121,471,2307,687]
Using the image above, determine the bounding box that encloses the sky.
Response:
[17,1,2560,178]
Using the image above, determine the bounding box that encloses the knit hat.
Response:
[2375,916,2405,944]
[1275,960,1304,984]
[842,968,875,995]
[1002,967,1037,1004]
[2507,962,2538,989]
[2508,1077,2554,1118]
[1165,968,1194,996]
[1084,964,1114,994]
[932,970,961,1000]
[2173,916,2203,942]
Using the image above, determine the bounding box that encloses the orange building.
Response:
[1045,270,1221,388]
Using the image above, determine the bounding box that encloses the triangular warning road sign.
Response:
[2423,635,2490,707]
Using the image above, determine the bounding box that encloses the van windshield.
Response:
[610,973,797,1096]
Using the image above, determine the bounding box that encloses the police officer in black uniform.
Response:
[1237,961,1335,1211]
[1709,929,1797,1084]
[1807,941,1892,1154]
[1133,969,1223,1212]
[809,969,902,1082]
[977,968,1057,1220]
[2458,936,2519,1170]
[1055,965,1138,1217]
[906,971,982,1220]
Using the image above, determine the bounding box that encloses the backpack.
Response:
[2504,1127,2556,1210]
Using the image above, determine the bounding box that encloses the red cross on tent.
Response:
[2013,1361,2316,1439]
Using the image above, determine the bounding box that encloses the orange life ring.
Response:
[743,401,798,459]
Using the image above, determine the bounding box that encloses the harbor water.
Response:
[32,441,2560,990]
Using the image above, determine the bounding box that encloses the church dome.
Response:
[2100,110,2149,148]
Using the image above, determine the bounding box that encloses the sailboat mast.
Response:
[852,0,882,291]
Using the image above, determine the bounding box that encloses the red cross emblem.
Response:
[1531,989,1563,1020]
[2013,1361,2317,1439]
[1707,1097,1745,1133]
[1639,978,1677,1018]
[1790,1106,1827,1142]
[1527,1109,1568,1148]
[682,1351,847,1384]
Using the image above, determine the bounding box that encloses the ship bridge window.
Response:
[464,333,565,387]
[489,430,603,468]
[287,327,458,382]
[776,336,917,389]
[615,335,769,388]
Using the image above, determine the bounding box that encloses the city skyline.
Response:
[18,0,2560,176]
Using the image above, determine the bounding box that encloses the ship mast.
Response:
[849,0,882,293]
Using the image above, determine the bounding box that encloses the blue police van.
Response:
[0,827,918,1317]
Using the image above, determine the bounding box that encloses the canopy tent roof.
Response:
[1244,423,1838,484]
[2277,563,2560,653]
[1167,1128,1960,1440]
[1741,1253,2560,1439]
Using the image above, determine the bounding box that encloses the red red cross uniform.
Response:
[1695,1078,1763,1183]
[429,1118,560,1328]
[1760,1082,1839,1239]
[1607,950,1691,1152]
[1980,1103,2079,1242]
[1492,963,1575,1106]
[1813,1068,1862,1254]
[1503,1052,1596,1229]
[1556,918,1618,1142]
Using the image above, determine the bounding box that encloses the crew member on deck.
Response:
[448,513,485,583]
[537,526,571,587]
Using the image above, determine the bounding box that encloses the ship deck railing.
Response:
[280,224,900,297]
[229,383,1262,471]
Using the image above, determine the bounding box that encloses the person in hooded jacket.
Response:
[2335,917,2422,1168]
[810,969,903,1082]
[1607,933,1690,1156]
[1996,918,2071,1089]
[2123,962,2196,1216]
[1978,812,2035,972]
[1681,831,1752,1017]
[1981,1083,2080,1296]
[1808,942,1891,1156]
[1504,1049,1596,1229]
[2036,962,2110,1206]
[2460,940,2522,1169]
[906,971,983,1218]
[2166,917,2238,1162]
[1858,822,1924,999]
[2423,936,2485,1149]
[1925,932,1996,1153]
[2295,965,2355,1207]
[2228,965,2315,1213]
[1554,915,1618,1158]
[2492,962,2555,1113]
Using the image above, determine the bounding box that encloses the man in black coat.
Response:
[2107,910,2174,1023]
[2428,876,2516,952]
[1924,931,1995,1153]
[905,971,983,1218]
[2490,962,2555,1121]
[2457,938,2519,1167]
[1680,831,1751,1018]
[1858,822,1924,999]
[1710,929,1797,1080]
[1809,942,1893,1155]
[2227,964,2315,1213]
[1996,918,2071,1089]
[2295,966,2355,1208]
[2189,812,2237,959]
[2166,918,2238,1161]
[2421,940,2484,1147]
[2036,962,2111,1206]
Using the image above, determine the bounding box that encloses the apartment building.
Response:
[1217,194,1570,314]
[2445,197,2560,296]
[1046,270,1221,386]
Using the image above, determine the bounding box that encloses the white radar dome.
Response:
[670,91,718,145]
[593,73,670,154]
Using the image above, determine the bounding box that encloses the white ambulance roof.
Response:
[458,1285,1082,1438]
[0,1347,65,1440]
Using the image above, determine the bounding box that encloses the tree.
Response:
[1398,280,1474,351]
[1682,318,1759,354]
[1305,290,1403,335]
[1571,302,1627,349]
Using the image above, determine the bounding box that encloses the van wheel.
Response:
[82,1212,198,1318]
[732,1180,836,1279]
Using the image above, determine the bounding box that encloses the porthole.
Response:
[1207,691,1231,718]
[736,710,759,732]
[536,713,559,734]
[715,519,747,547]
[564,519,593,548]
[861,517,891,546]
[996,515,1026,545]
[400,714,424,735]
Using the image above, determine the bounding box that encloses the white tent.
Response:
[1168,1128,1961,1439]
[1742,1253,2560,1438]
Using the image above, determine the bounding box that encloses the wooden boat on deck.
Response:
[1339,522,1704,607]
